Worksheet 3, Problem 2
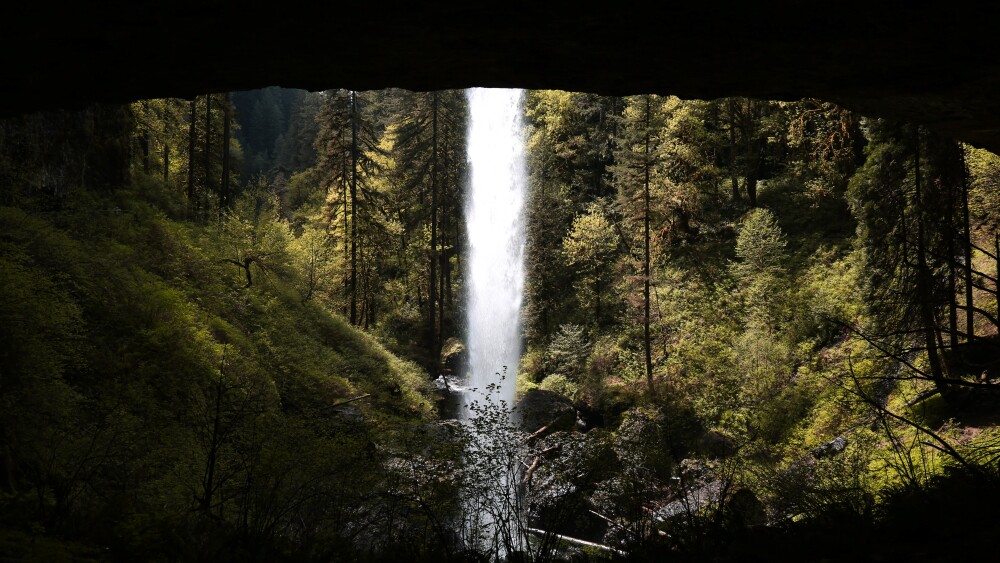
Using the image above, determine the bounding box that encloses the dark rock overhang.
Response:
[4,3,1000,151]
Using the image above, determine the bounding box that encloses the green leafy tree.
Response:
[562,202,620,326]
[722,97,785,207]
[220,177,291,288]
[657,97,725,239]
[545,323,591,382]
[785,99,863,198]
[290,223,338,301]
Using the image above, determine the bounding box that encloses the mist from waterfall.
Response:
[463,88,527,417]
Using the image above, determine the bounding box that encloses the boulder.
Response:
[517,389,576,435]
[439,337,466,377]
[699,429,738,459]
[811,436,848,459]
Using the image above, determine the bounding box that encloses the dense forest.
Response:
[2,86,1000,562]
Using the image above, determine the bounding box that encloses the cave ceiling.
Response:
[4,3,1000,150]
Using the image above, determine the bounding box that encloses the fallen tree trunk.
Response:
[526,527,626,555]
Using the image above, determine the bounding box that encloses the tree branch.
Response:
[843,355,980,475]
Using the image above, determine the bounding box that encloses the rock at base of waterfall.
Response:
[517,389,577,434]
[440,337,466,376]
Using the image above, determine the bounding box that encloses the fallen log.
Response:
[526,418,560,442]
[526,527,626,555]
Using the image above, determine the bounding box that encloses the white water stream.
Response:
[462,88,527,417]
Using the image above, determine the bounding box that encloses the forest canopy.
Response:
[1,87,1000,562]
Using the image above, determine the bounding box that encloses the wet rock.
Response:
[439,337,466,376]
[526,430,616,540]
[811,436,848,459]
[678,458,716,482]
[654,459,723,522]
[427,418,465,440]
[332,404,364,425]
[655,480,724,522]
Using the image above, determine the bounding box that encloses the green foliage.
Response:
[524,90,620,341]
[539,374,579,400]
[967,144,1000,229]
[219,178,292,287]
[232,87,320,179]
[612,94,669,262]
[784,99,862,196]
[563,202,620,325]
[732,208,788,327]
[289,222,338,301]
[521,90,1000,559]
[734,208,787,279]
[284,167,324,224]
[0,165,433,558]
[656,97,726,234]
[546,324,591,380]
[7,84,1000,560]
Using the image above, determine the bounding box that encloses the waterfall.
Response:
[463,88,527,417]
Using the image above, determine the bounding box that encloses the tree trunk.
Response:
[368,278,377,328]
[200,371,226,515]
[361,250,372,331]
[914,127,947,393]
[727,99,740,203]
[742,100,761,207]
[947,156,959,350]
[440,159,449,318]
[595,276,602,325]
[220,94,231,214]
[452,136,461,302]
[342,150,349,318]
[429,92,439,365]
[443,123,453,311]
[163,143,170,182]
[141,132,150,174]
[438,124,451,322]
[187,98,196,212]
[204,94,213,219]
[643,95,654,396]
[746,176,759,207]
[243,258,253,287]
[961,145,974,341]
[350,91,359,326]
[995,233,1000,334]
[948,256,959,350]
[745,113,759,208]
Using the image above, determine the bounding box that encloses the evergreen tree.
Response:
[733,207,787,327]
[613,94,668,395]
[848,120,971,395]
[524,91,620,342]
[386,90,467,365]
[657,97,726,239]
[314,90,386,326]
[722,97,785,207]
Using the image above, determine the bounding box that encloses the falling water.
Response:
[463,88,527,416]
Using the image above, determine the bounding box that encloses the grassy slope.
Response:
[0,182,434,558]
